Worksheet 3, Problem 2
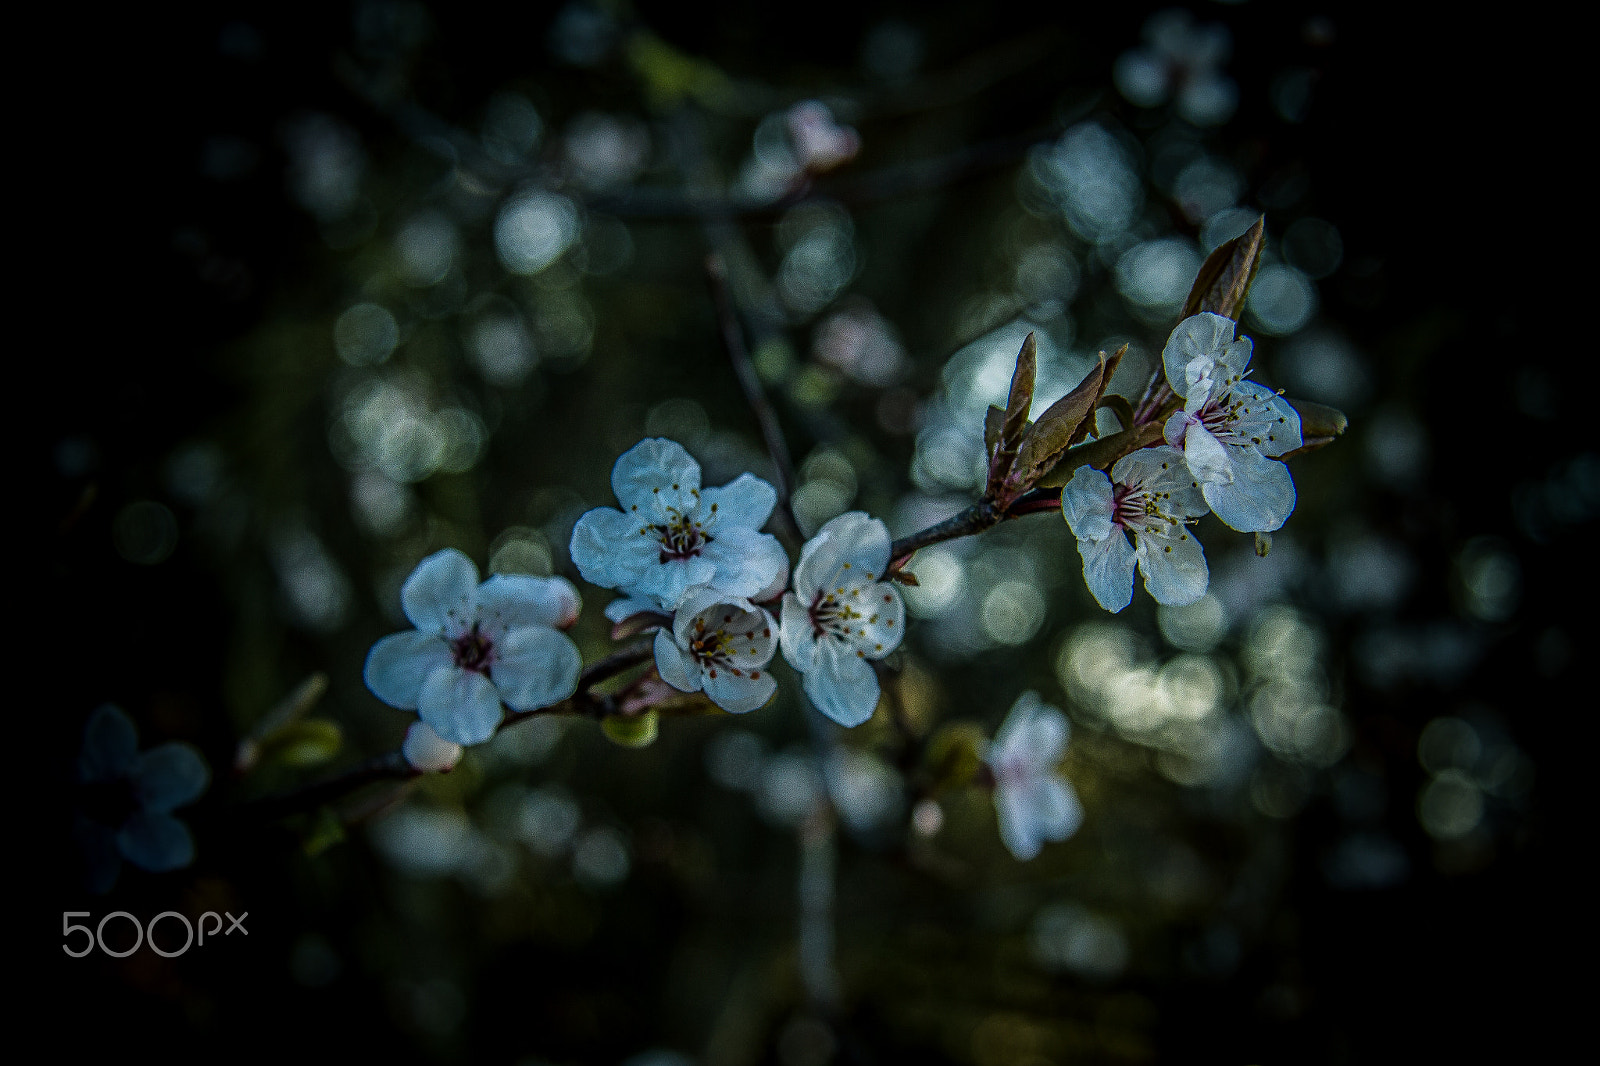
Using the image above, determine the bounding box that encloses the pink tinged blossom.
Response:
[787,100,860,174]
[1062,446,1210,613]
[364,549,583,746]
[778,512,905,728]
[986,691,1083,862]
[1160,313,1302,533]
[570,438,787,612]
[652,586,778,714]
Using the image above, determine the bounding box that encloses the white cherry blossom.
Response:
[364,549,582,746]
[1161,312,1303,532]
[1061,445,1210,612]
[986,691,1083,862]
[779,512,905,728]
[653,586,778,714]
[570,438,788,611]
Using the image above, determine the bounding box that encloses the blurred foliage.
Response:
[47,2,1579,1064]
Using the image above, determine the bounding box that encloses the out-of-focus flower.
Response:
[365,549,583,745]
[402,721,463,773]
[1113,9,1238,127]
[1162,313,1302,532]
[780,512,905,727]
[1062,445,1210,612]
[986,691,1082,861]
[653,586,778,713]
[570,438,788,611]
[787,100,860,174]
[812,300,906,387]
[77,704,210,892]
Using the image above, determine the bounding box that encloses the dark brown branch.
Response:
[888,501,1000,567]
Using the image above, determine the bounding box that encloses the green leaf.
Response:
[302,806,346,857]
[1288,398,1348,439]
[1002,332,1037,451]
[983,405,1006,460]
[1033,420,1166,486]
[1278,398,1348,461]
[1183,217,1266,321]
[1010,346,1126,491]
[985,333,1038,494]
[263,720,343,768]
[1096,394,1135,434]
[925,722,986,791]
[601,710,660,748]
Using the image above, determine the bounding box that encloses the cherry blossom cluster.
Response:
[572,438,906,727]
[1062,312,1300,612]
[353,246,1335,870]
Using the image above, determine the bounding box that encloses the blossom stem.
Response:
[705,251,803,552]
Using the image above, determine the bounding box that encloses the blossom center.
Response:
[450,623,495,674]
[809,588,866,642]
[688,612,768,679]
[995,751,1033,786]
[1193,375,1259,446]
[651,509,713,563]
[1112,482,1180,538]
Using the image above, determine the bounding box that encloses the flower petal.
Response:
[117,811,195,872]
[995,783,1043,861]
[704,668,777,714]
[570,507,657,592]
[793,511,892,595]
[476,574,581,635]
[1079,529,1137,613]
[418,665,504,746]
[848,583,905,659]
[1230,381,1303,458]
[364,630,452,709]
[633,552,718,610]
[604,595,668,623]
[993,692,1070,766]
[1137,525,1209,606]
[700,472,777,531]
[80,704,139,783]
[653,628,702,693]
[1161,312,1238,399]
[1026,775,1084,844]
[610,438,701,519]
[132,743,210,813]
[1202,449,1296,532]
[1183,421,1236,486]
[779,593,821,673]
[802,640,880,728]
[698,526,788,601]
[491,627,582,711]
[402,548,480,635]
[402,721,462,772]
[1061,466,1115,541]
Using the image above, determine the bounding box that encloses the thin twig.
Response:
[243,638,657,819]
[706,251,803,552]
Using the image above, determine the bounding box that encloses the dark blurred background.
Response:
[44,1,1580,1062]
